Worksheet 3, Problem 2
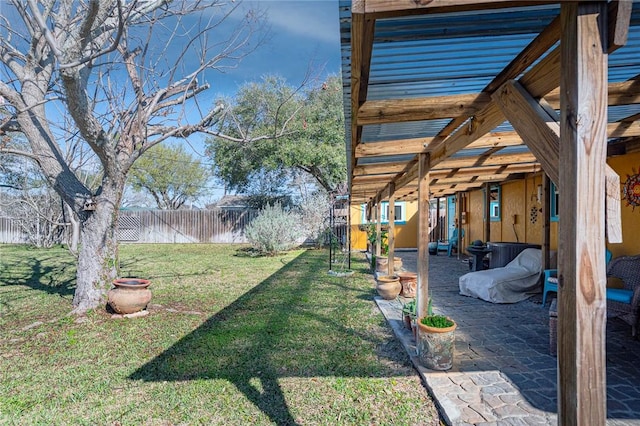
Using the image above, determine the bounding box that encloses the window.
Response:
[550,182,559,222]
[484,185,501,221]
[361,202,406,224]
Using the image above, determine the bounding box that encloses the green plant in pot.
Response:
[417,296,457,370]
[401,298,416,331]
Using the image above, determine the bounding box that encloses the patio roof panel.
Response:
[342,1,640,205]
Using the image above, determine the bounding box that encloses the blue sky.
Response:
[211,0,341,97]
[185,0,342,202]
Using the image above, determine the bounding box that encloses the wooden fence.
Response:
[0,217,29,244]
[0,209,258,245]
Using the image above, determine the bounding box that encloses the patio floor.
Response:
[375,250,640,425]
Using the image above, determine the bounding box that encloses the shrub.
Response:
[245,202,304,255]
[298,191,331,248]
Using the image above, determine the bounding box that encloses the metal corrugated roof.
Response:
[341,1,640,203]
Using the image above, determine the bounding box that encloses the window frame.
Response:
[484,184,501,222]
[361,201,407,225]
[550,182,559,222]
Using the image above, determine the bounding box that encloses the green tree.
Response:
[129,145,209,210]
[206,75,346,193]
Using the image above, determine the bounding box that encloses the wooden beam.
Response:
[542,174,551,270]
[353,162,408,176]
[417,153,430,322]
[363,6,561,207]
[456,192,463,259]
[352,173,398,184]
[355,1,629,205]
[355,118,640,159]
[387,183,395,276]
[375,196,382,258]
[493,80,560,184]
[558,3,607,425]
[483,182,491,241]
[349,12,375,189]
[608,0,632,53]
[357,93,491,125]
[493,80,622,239]
[437,152,537,169]
[362,0,552,17]
[545,78,640,108]
[431,172,517,186]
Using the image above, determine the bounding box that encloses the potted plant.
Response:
[401,298,416,331]
[361,223,403,273]
[417,297,456,370]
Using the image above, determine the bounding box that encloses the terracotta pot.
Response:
[397,272,417,298]
[108,278,152,314]
[375,256,403,273]
[375,275,401,300]
[393,257,403,271]
[417,316,457,371]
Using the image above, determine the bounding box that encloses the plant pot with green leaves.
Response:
[401,298,416,331]
[417,298,457,370]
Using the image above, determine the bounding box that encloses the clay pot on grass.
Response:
[107,278,152,314]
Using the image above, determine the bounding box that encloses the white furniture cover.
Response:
[459,248,542,303]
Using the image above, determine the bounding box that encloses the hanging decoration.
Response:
[622,167,640,210]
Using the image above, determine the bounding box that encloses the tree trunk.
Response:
[65,203,80,254]
[72,186,121,313]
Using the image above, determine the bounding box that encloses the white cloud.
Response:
[251,0,339,46]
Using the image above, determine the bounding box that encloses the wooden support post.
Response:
[375,197,382,259]
[347,198,352,270]
[558,3,608,425]
[417,153,430,323]
[388,183,396,276]
[435,197,441,242]
[456,192,463,259]
[483,182,491,242]
[542,174,552,271]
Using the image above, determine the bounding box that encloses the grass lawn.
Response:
[0,244,440,425]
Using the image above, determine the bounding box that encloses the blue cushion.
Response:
[606,288,633,304]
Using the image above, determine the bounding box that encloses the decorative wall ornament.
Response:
[622,167,640,210]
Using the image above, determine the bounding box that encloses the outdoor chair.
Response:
[542,249,612,307]
[606,254,640,337]
[437,228,465,256]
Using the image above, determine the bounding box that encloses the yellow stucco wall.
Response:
[465,175,556,249]
[349,201,418,250]
[350,153,640,256]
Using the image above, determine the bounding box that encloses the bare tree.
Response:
[0,0,270,312]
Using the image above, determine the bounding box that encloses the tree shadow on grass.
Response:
[0,251,75,298]
[130,250,410,425]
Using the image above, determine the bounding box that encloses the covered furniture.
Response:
[459,248,542,303]
[486,242,541,269]
[606,254,640,337]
